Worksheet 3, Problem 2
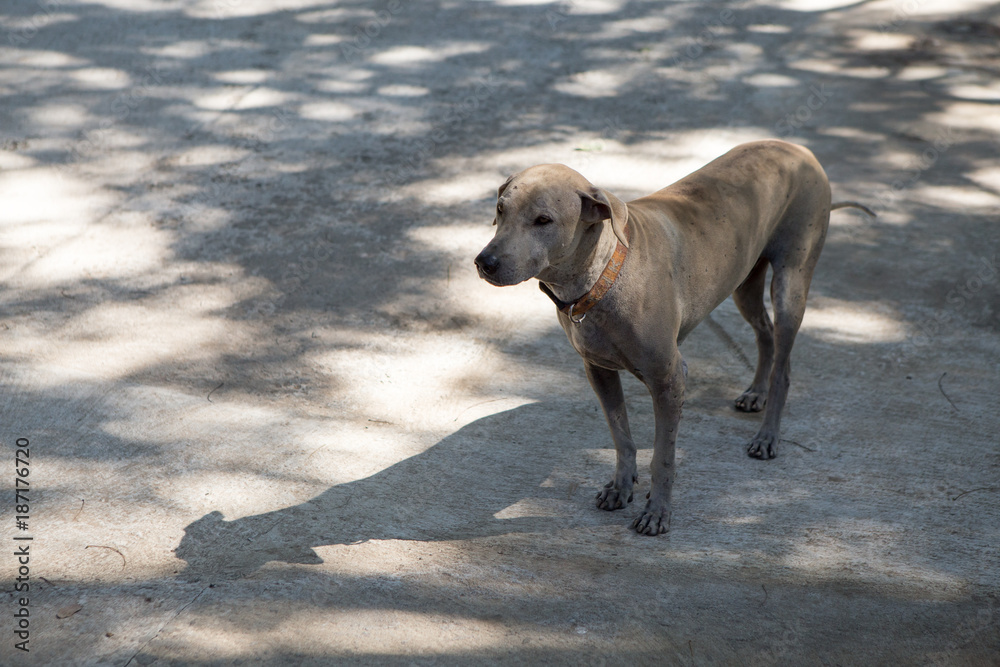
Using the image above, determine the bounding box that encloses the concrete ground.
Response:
[1,0,999,664]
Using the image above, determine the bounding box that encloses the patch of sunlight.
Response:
[299,101,356,122]
[310,333,538,432]
[744,73,800,87]
[494,499,566,519]
[269,161,313,173]
[277,423,433,487]
[28,307,216,377]
[157,400,424,490]
[896,65,951,81]
[30,280,265,380]
[557,152,635,185]
[16,214,167,286]
[0,152,36,170]
[0,12,76,32]
[295,7,360,23]
[783,518,965,597]
[70,67,130,90]
[553,68,627,99]
[840,66,892,79]
[147,39,215,60]
[303,34,345,47]
[315,79,368,94]
[370,45,442,65]
[490,0,569,5]
[913,185,1000,209]
[557,0,624,11]
[851,30,913,51]
[184,0,330,19]
[788,58,844,75]
[32,102,91,128]
[213,69,270,84]
[88,128,151,152]
[404,171,503,205]
[158,470,320,516]
[716,516,763,525]
[967,166,1000,193]
[193,88,252,111]
[408,223,496,256]
[790,61,895,80]
[747,24,792,33]
[83,376,405,495]
[598,15,672,38]
[0,168,115,228]
[377,84,430,97]
[820,126,886,142]
[927,101,1000,133]
[234,87,298,110]
[878,147,926,171]
[801,300,908,344]
[159,605,549,661]
[864,0,996,16]
[87,0,181,11]
[173,144,250,167]
[370,43,489,66]
[945,82,1000,101]
[771,0,860,9]
[194,87,295,111]
[4,50,87,68]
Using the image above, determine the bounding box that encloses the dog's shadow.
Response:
[174,402,597,579]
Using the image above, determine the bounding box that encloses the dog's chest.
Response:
[561,315,629,371]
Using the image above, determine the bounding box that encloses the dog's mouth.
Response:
[478,270,511,287]
[479,272,502,286]
[476,266,529,287]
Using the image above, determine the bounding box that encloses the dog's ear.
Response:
[497,174,514,199]
[493,175,515,226]
[578,188,629,248]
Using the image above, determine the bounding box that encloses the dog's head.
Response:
[474,164,628,286]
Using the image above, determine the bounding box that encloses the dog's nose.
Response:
[475,251,500,276]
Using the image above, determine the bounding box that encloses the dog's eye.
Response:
[496,202,504,215]
[534,215,553,226]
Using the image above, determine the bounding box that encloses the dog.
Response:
[474,140,873,535]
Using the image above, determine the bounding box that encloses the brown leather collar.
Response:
[538,222,630,323]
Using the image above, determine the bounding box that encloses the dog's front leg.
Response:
[633,354,685,535]
[585,363,637,511]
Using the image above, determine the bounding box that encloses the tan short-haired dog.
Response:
[475,140,871,535]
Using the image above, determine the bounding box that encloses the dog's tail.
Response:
[831,201,876,217]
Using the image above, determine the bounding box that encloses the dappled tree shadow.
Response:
[2,0,999,662]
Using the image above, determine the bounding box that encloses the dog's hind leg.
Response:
[745,251,820,460]
[732,257,774,413]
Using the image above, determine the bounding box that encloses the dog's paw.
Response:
[631,501,671,536]
[595,478,634,511]
[746,432,778,459]
[735,389,766,412]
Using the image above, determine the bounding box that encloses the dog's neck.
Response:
[537,221,620,304]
